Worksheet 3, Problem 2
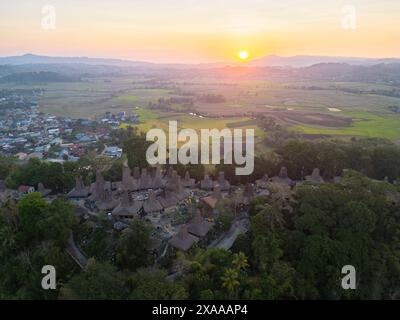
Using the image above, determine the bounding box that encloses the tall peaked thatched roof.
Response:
[37,182,51,197]
[187,211,214,237]
[90,170,106,201]
[96,189,118,211]
[152,167,164,189]
[112,191,143,217]
[169,224,198,251]
[165,167,174,179]
[201,196,218,210]
[175,177,189,201]
[280,166,288,179]
[96,169,105,186]
[201,174,214,190]
[182,171,195,188]
[158,190,179,209]
[143,190,163,213]
[139,168,152,190]
[67,176,89,198]
[122,162,134,190]
[133,167,141,180]
[165,170,179,191]
[201,185,223,216]
[214,171,230,191]
[305,168,324,183]
[270,167,293,185]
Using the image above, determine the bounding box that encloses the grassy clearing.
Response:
[121,108,265,139]
[117,95,138,102]
[120,108,169,132]
[294,112,400,140]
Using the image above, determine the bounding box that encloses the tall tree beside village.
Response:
[116,219,153,271]
[60,259,128,300]
[123,128,152,170]
[0,194,77,299]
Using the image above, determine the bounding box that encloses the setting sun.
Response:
[238,51,249,61]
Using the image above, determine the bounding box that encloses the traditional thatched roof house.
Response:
[95,188,118,212]
[37,182,52,197]
[169,224,198,251]
[158,190,179,212]
[139,168,152,190]
[305,168,324,183]
[200,174,214,190]
[122,162,135,191]
[90,170,105,201]
[112,191,143,218]
[165,170,179,191]
[143,190,163,214]
[182,171,195,188]
[133,167,141,180]
[270,167,293,185]
[175,178,189,201]
[214,171,231,191]
[165,167,174,180]
[201,196,219,213]
[67,176,89,198]
[187,211,214,238]
[201,186,222,217]
[151,167,164,189]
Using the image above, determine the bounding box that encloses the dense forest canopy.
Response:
[1,133,400,299]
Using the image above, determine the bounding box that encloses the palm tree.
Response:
[221,268,240,298]
[232,252,249,271]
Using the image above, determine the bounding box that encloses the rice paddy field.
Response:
[120,108,265,144]
[3,75,400,142]
[295,112,400,140]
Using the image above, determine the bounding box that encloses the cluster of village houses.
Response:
[66,163,246,252]
[1,160,333,254]
[2,162,400,258]
[0,102,134,162]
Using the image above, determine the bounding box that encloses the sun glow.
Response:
[238,51,249,61]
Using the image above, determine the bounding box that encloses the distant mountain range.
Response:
[1,54,400,85]
[1,53,400,68]
[247,55,400,67]
[0,53,156,67]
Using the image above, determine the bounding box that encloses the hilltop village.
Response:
[0,158,342,265]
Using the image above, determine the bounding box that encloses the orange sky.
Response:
[1,0,399,63]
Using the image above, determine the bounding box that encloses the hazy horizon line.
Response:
[1,52,400,66]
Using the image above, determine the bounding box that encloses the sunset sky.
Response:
[1,0,399,63]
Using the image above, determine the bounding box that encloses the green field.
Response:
[295,112,400,140]
[121,108,262,135]
[2,75,399,141]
